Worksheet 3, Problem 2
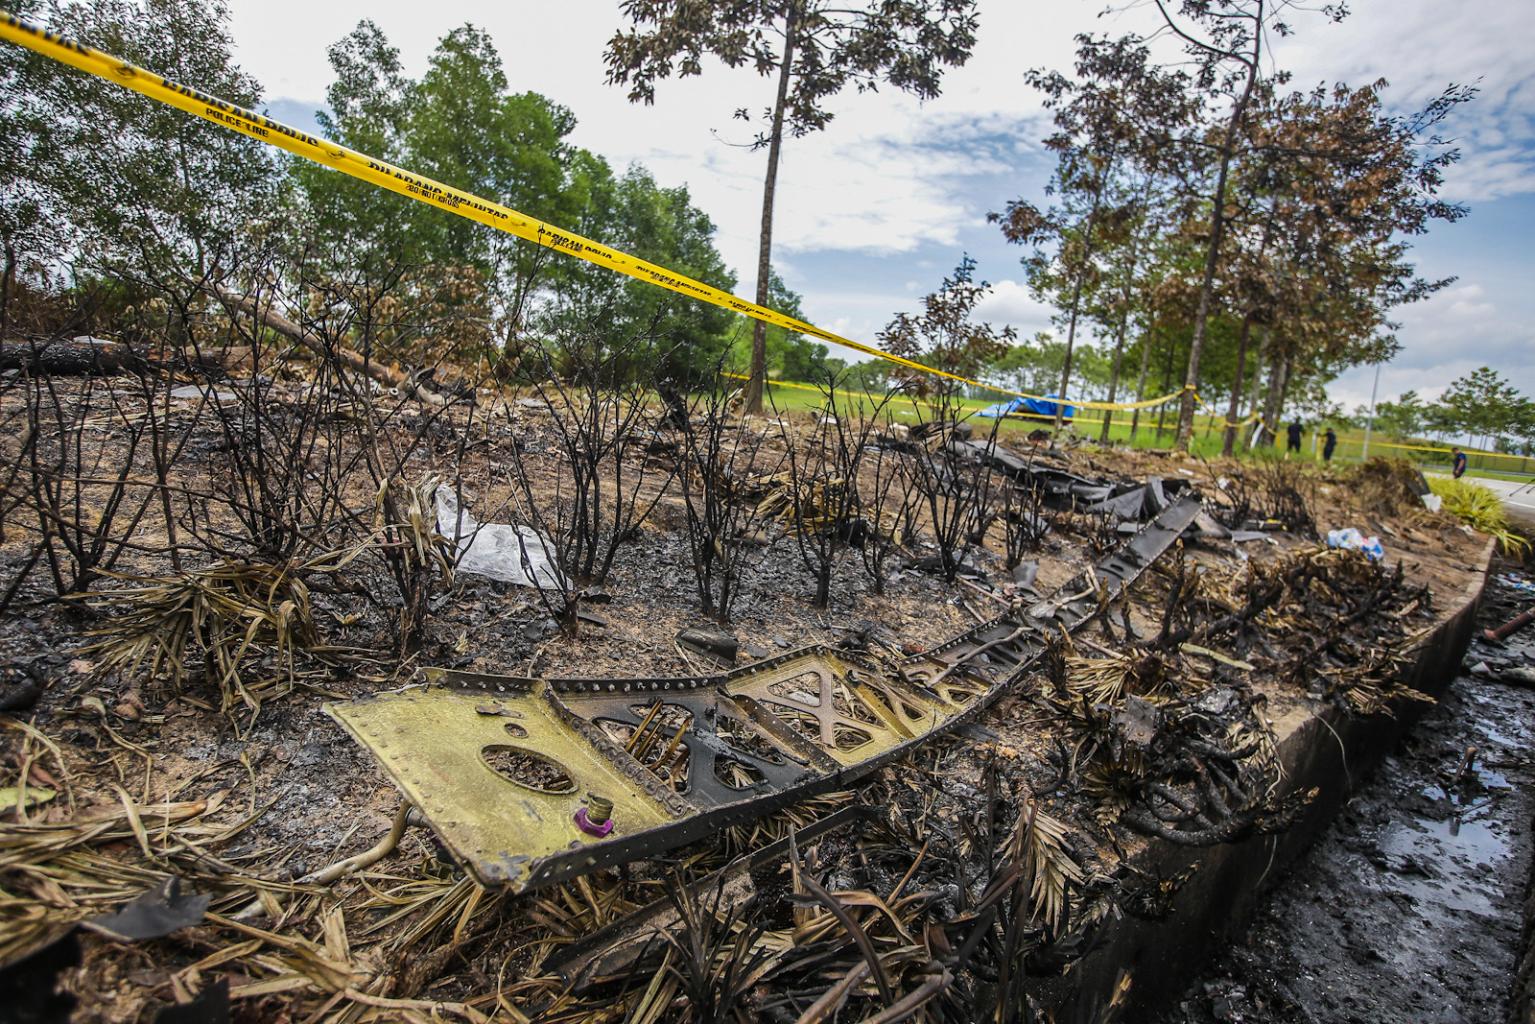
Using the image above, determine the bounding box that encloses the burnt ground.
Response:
[1157,560,1535,1024]
[0,366,1499,1022]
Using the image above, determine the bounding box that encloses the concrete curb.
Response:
[1040,538,1496,1019]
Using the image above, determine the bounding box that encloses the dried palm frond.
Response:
[1066,651,1176,706]
[81,554,347,717]
[753,470,858,536]
[1021,803,1084,935]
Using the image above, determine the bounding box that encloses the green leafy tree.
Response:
[297,21,581,351]
[605,0,979,412]
[1508,399,1535,457]
[1423,399,1461,444]
[1373,389,1425,439]
[1441,367,1523,451]
[546,162,740,382]
[0,0,55,334]
[408,26,576,325]
[879,255,1014,390]
[10,0,279,313]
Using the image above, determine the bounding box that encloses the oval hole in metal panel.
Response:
[481,745,576,794]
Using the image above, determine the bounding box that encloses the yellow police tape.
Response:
[1188,391,1268,430]
[0,13,1205,417]
[0,15,992,393]
[1345,438,1532,464]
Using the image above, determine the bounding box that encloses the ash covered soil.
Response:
[1159,562,1535,1024]
[0,373,1496,1022]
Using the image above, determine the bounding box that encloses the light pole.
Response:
[1361,361,1382,461]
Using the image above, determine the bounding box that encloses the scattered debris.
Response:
[83,876,210,941]
[434,484,567,589]
[328,496,1202,891]
[1326,526,1384,561]
[675,625,739,664]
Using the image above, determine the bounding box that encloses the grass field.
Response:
[755,381,1535,480]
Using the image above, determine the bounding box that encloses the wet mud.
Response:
[1160,563,1535,1024]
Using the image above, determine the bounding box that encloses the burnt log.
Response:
[0,337,141,375]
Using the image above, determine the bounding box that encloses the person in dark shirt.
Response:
[1322,427,1338,463]
[1452,447,1468,479]
[1286,421,1303,453]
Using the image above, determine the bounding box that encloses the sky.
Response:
[218,0,1535,412]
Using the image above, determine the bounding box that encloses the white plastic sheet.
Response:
[434,486,567,590]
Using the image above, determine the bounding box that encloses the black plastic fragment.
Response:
[83,876,210,942]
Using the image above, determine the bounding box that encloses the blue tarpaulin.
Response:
[975,395,1076,420]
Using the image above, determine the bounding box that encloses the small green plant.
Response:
[1428,477,1530,555]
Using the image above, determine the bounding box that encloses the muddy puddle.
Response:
[1158,565,1535,1024]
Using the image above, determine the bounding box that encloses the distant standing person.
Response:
[1286,421,1303,454]
[1322,427,1338,463]
[1452,446,1468,479]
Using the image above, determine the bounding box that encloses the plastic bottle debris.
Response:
[1326,527,1384,562]
[1497,573,1535,597]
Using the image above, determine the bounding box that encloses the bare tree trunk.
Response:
[1129,325,1155,442]
[1100,312,1129,444]
[1260,349,1289,446]
[745,6,798,415]
[1057,279,1085,431]
[1,239,15,340]
[1221,313,1254,456]
[1174,2,1264,450]
[1054,170,1111,431]
[1099,222,1143,444]
[1247,328,1268,419]
[1155,334,1177,438]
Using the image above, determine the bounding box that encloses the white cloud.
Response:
[1330,279,1535,408]
[204,0,1535,403]
[1262,2,1535,203]
[973,279,1054,334]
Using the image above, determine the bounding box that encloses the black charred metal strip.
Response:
[545,804,881,990]
[326,494,1201,892]
[949,437,1114,505]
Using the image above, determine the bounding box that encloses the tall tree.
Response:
[0,0,54,334]
[1243,79,1469,438]
[1374,390,1425,439]
[993,34,1197,428]
[1442,367,1523,451]
[605,0,979,412]
[545,161,740,382]
[297,20,580,353]
[1148,0,1344,450]
[10,0,278,306]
